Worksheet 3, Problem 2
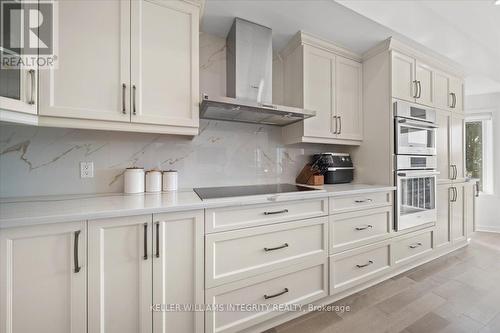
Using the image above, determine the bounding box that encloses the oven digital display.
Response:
[410,157,427,167]
[410,107,427,120]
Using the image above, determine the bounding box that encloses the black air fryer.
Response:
[312,153,354,184]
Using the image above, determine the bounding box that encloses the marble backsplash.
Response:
[0,121,345,197]
[0,32,347,197]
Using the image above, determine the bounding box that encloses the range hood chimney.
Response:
[200,18,315,126]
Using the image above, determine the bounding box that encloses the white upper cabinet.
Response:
[0,221,87,333]
[302,46,336,139]
[415,60,433,107]
[39,0,130,122]
[391,51,416,103]
[0,0,38,119]
[435,109,451,183]
[335,57,363,141]
[449,76,464,113]
[450,113,465,182]
[391,50,464,112]
[5,0,200,135]
[131,0,199,128]
[281,32,363,145]
[433,70,450,111]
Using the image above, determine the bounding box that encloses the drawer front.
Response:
[205,198,328,233]
[329,191,392,214]
[206,217,327,288]
[330,207,392,254]
[393,230,433,265]
[330,242,391,294]
[206,260,328,333]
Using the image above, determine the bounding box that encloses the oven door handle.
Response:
[397,171,440,178]
[397,118,439,129]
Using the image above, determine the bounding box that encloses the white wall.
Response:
[465,92,500,233]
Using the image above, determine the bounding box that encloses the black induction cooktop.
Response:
[193,183,319,200]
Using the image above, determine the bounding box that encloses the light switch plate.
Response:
[80,161,94,178]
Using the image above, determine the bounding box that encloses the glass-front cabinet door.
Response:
[0,0,37,115]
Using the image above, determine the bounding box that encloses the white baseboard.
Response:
[476,225,500,233]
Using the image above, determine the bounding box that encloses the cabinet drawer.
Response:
[330,207,392,254]
[206,217,327,288]
[393,230,433,265]
[329,191,392,214]
[205,260,328,333]
[205,198,328,233]
[330,241,391,294]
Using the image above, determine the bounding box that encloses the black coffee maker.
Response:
[312,153,354,184]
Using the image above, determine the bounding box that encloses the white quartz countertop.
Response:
[0,184,395,228]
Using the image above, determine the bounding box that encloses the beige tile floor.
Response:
[267,232,500,333]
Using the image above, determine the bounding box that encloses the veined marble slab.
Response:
[0,184,394,228]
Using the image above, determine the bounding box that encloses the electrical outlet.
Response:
[80,162,94,178]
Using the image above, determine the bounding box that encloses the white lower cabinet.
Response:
[206,217,327,288]
[329,241,391,295]
[0,221,87,333]
[88,211,203,333]
[205,259,328,333]
[329,206,392,253]
[451,184,466,243]
[435,185,452,249]
[392,230,433,266]
[88,214,153,333]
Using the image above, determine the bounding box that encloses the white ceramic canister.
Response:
[124,167,145,194]
[162,170,178,191]
[145,170,162,193]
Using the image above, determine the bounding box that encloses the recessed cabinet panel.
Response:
[39,0,130,122]
[391,51,415,102]
[415,61,433,106]
[131,0,199,127]
[153,211,204,333]
[449,76,464,113]
[433,70,450,110]
[0,0,38,115]
[88,215,152,333]
[336,57,363,140]
[435,185,452,248]
[436,109,451,182]
[0,222,87,333]
[451,114,465,182]
[303,46,335,139]
[452,184,466,243]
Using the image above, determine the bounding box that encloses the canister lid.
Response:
[126,166,144,169]
[163,169,177,173]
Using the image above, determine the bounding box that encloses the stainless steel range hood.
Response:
[200,18,315,126]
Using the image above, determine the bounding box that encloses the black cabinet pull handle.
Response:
[264,209,288,216]
[264,288,289,300]
[355,199,373,204]
[264,243,289,252]
[155,222,160,258]
[409,242,423,249]
[413,80,418,98]
[355,225,373,231]
[143,223,148,260]
[122,83,126,114]
[74,230,81,273]
[356,260,373,268]
[133,85,137,115]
